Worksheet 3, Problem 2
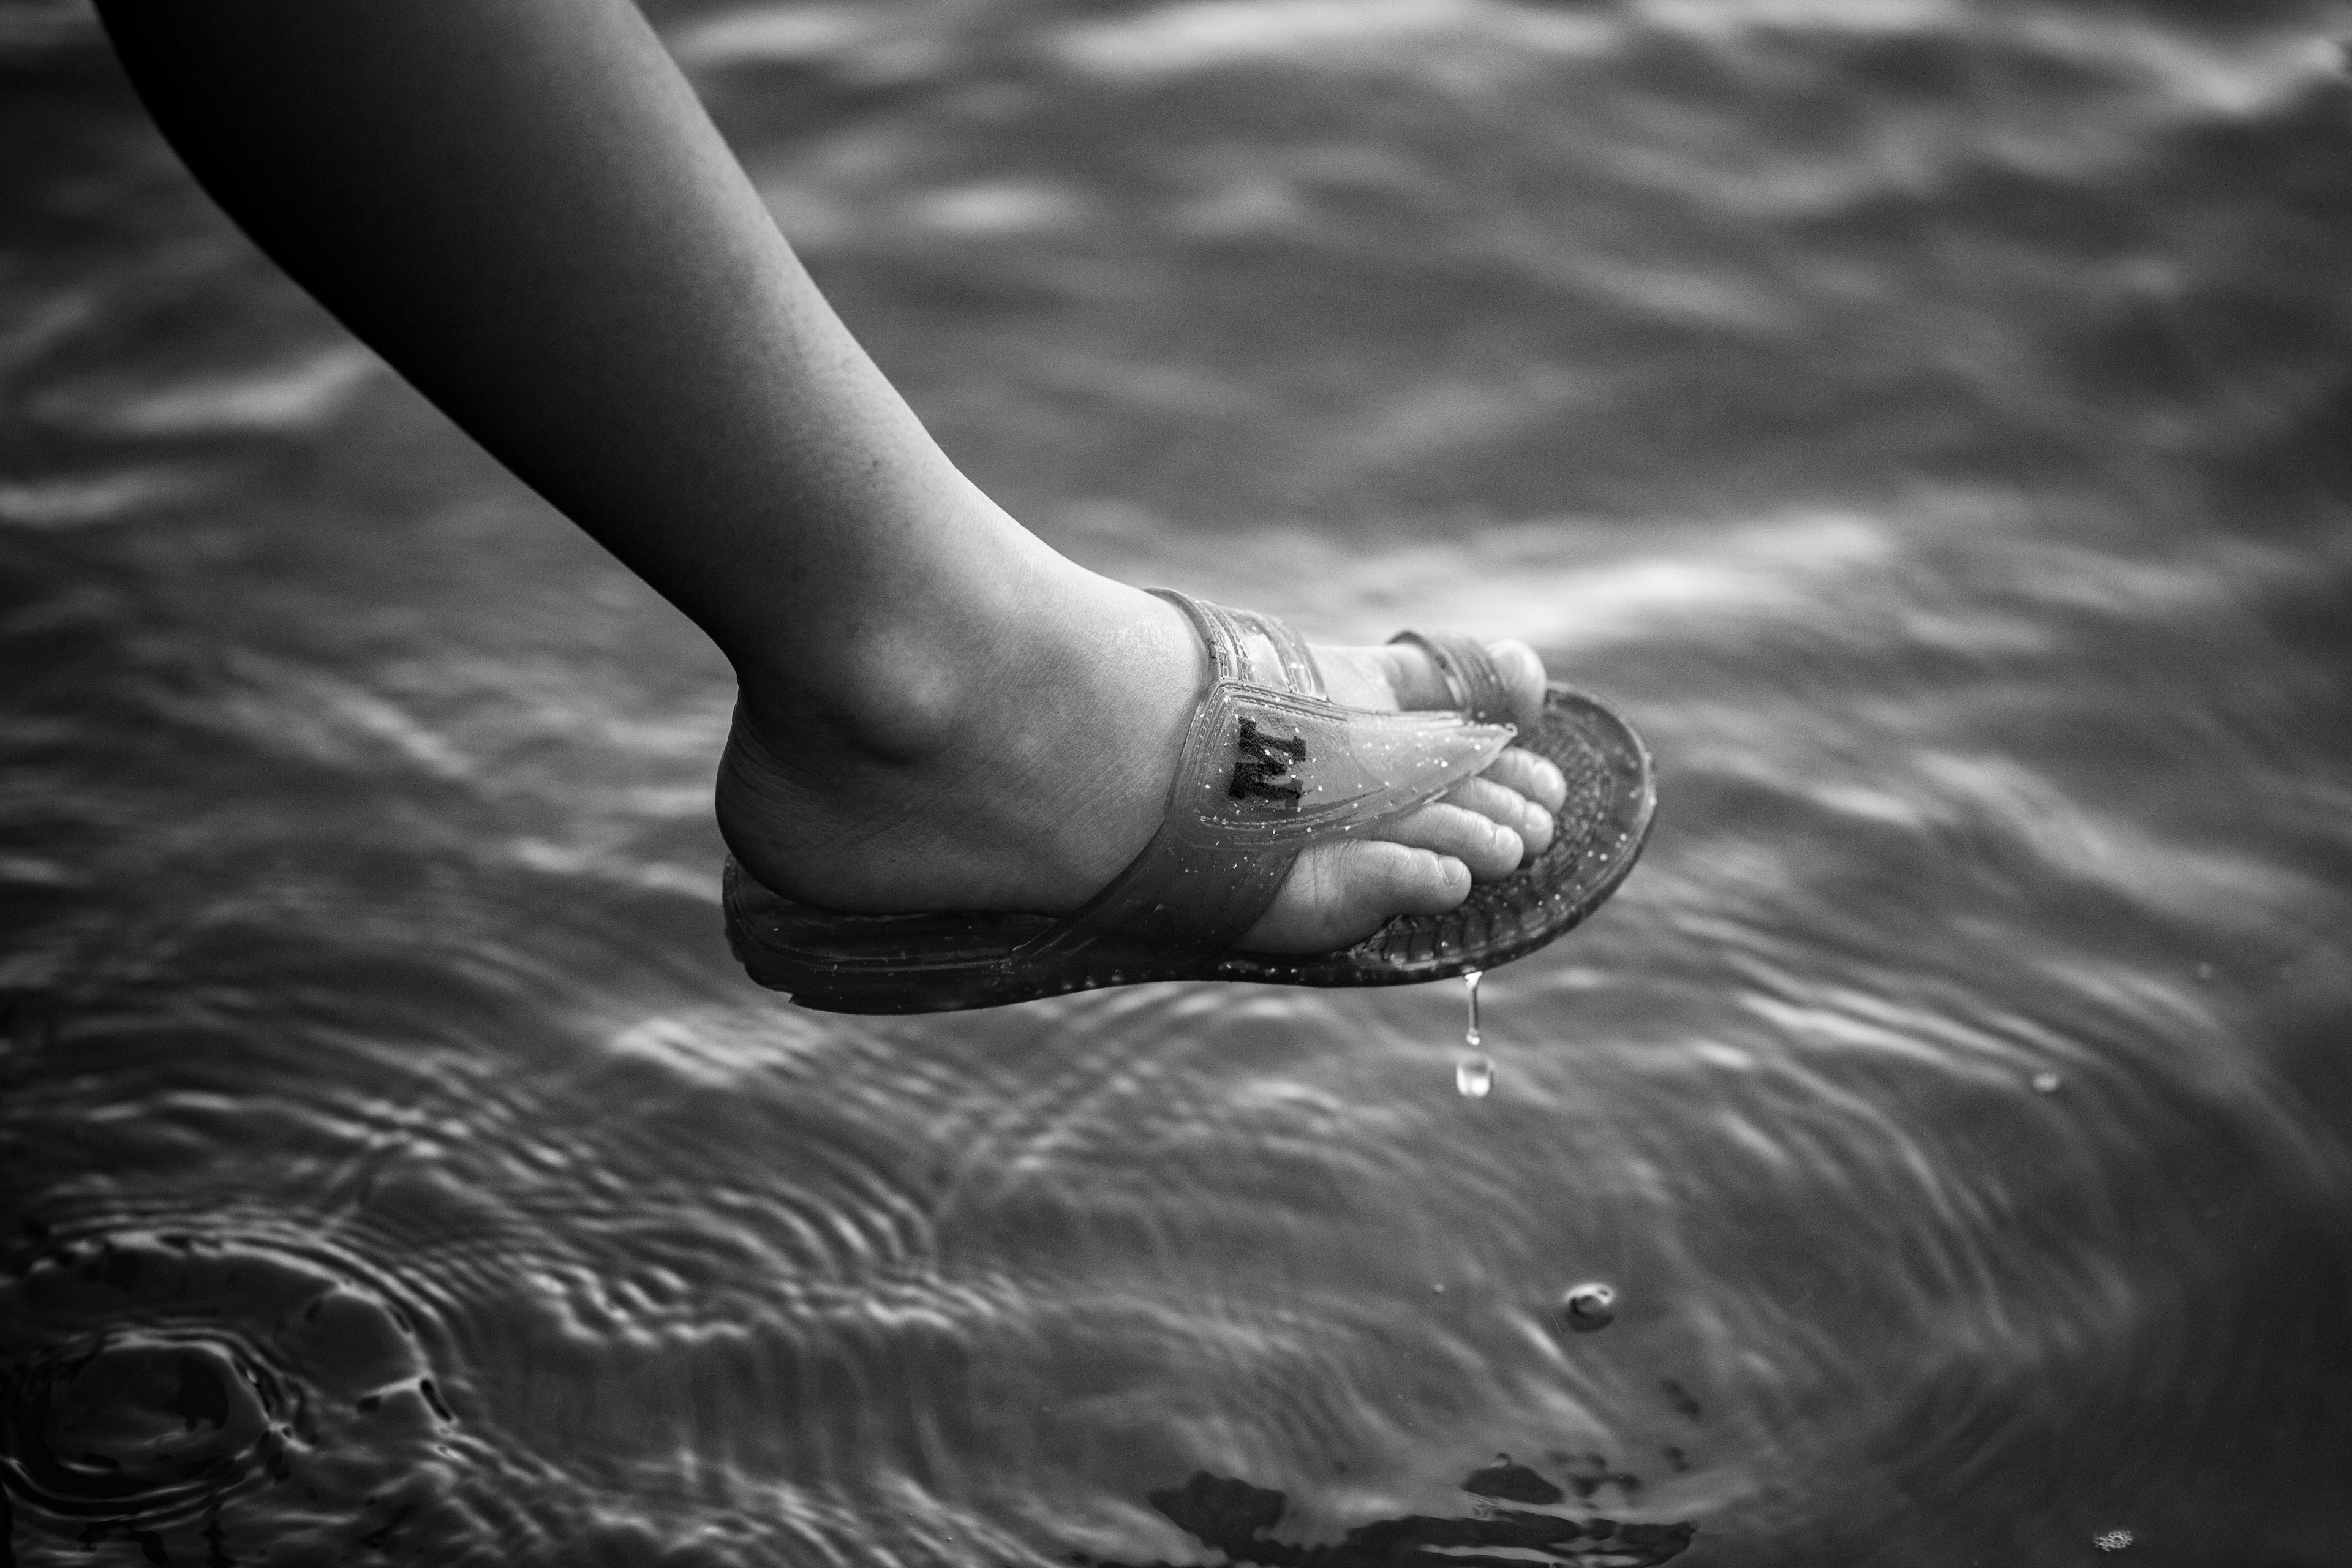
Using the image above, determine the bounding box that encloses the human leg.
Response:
[96,0,1562,953]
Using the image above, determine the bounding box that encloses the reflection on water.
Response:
[1110,1467,1698,1566]
[6,0,2352,1563]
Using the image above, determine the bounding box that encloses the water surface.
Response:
[6,1,2352,1562]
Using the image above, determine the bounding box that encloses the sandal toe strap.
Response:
[1389,630,1515,725]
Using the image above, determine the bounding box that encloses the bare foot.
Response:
[715,548,1565,954]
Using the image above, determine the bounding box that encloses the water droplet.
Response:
[1456,1055,1494,1098]
[2195,962,2214,983]
[2030,1071,2060,1094]
[1556,1281,1616,1333]
[1463,968,1483,1049]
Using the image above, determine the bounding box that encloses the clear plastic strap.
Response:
[1230,607,1327,699]
[1012,594,1513,959]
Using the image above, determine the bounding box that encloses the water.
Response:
[1456,971,1491,1095]
[6,1,2352,1564]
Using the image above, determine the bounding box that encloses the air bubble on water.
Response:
[2093,1528,2133,1552]
[2030,1071,2060,1094]
[1556,1281,1617,1333]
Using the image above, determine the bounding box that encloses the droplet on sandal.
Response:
[1456,1055,1494,1098]
[1555,1282,1616,1333]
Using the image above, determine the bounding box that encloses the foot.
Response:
[715,548,1567,954]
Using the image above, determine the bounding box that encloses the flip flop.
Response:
[723,590,1654,1014]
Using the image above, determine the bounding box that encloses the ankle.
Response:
[713,484,1069,762]
[733,622,979,775]
[714,564,1205,907]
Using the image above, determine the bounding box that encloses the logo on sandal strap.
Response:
[1230,717,1307,811]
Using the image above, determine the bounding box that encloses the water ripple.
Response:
[8,0,2352,1561]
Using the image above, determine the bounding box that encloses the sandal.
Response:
[723,590,1655,1014]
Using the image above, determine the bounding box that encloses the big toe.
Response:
[1385,635,1549,732]
[1487,639,1549,733]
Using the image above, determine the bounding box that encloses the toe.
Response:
[1488,638,1548,733]
[1371,799,1526,881]
[1443,775,1554,860]
[1376,641,1454,711]
[1316,838,1472,914]
[1481,747,1568,814]
[1377,635,1549,732]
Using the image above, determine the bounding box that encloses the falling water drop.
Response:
[2031,1071,2060,1094]
[1455,971,1492,1096]
[1456,1055,1494,1098]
